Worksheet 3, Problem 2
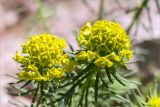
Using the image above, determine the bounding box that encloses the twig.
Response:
[155,0,160,14]
[127,0,149,33]
[81,0,95,15]
[97,0,105,20]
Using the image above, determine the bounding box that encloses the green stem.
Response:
[105,67,113,83]
[9,80,24,85]
[31,83,39,107]
[55,65,94,103]
[40,81,47,106]
[85,79,90,107]
[59,63,94,88]
[109,67,126,86]
[10,89,36,96]
[95,71,100,106]
[78,75,91,106]
[67,69,93,97]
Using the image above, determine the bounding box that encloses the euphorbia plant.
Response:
[9,20,138,107]
[12,34,76,106]
[62,20,133,106]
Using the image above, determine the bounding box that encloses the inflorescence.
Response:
[14,34,75,81]
[76,20,133,67]
[147,96,160,107]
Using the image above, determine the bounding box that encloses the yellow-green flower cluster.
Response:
[14,34,75,81]
[147,96,160,107]
[76,20,133,67]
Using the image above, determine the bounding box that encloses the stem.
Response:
[10,89,36,96]
[55,65,95,104]
[155,0,160,14]
[78,81,87,106]
[59,63,94,88]
[31,83,39,107]
[97,0,105,20]
[127,0,149,33]
[67,69,93,96]
[20,80,31,89]
[105,67,113,83]
[9,80,24,85]
[95,71,99,106]
[85,79,90,107]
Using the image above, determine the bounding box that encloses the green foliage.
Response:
[9,20,160,107]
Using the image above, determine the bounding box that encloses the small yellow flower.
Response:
[106,52,120,62]
[46,68,64,79]
[147,96,160,107]
[119,49,133,60]
[13,51,29,64]
[76,51,87,60]
[59,54,71,67]
[18,70,42,81]
[59,54,76,71]
[18,71,30,80]
[94,57,113,67]
[87,51,97,61]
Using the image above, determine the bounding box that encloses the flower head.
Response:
[147,96,160,107]
[14,34,75,81]
[76,20,133,67]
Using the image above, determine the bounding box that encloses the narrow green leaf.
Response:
[73,63,94,81]
[9,80,24,85]
[85,84,89,107]
[60,63,94,88]
[78,87,85,106]
[95,72,99,105]
[31,83,39,107]
[105,68,113,83]
[68,95,72,107]
[9,89,35,96]
[111,72,126,86]
[55,69,94,103]
[20,80,31,89]
[72,30,78,38]
[115,94,131,103]
[136,88,145,101]
[6,74,20,80]
[67,41,74,52]
[117,75,141,85]
[67,68,93,95]
[100,77,109,89]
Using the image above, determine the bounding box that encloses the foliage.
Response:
[9,20,137,107]
[7,0,160,106]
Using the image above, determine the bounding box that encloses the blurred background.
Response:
[0,0,160,106]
